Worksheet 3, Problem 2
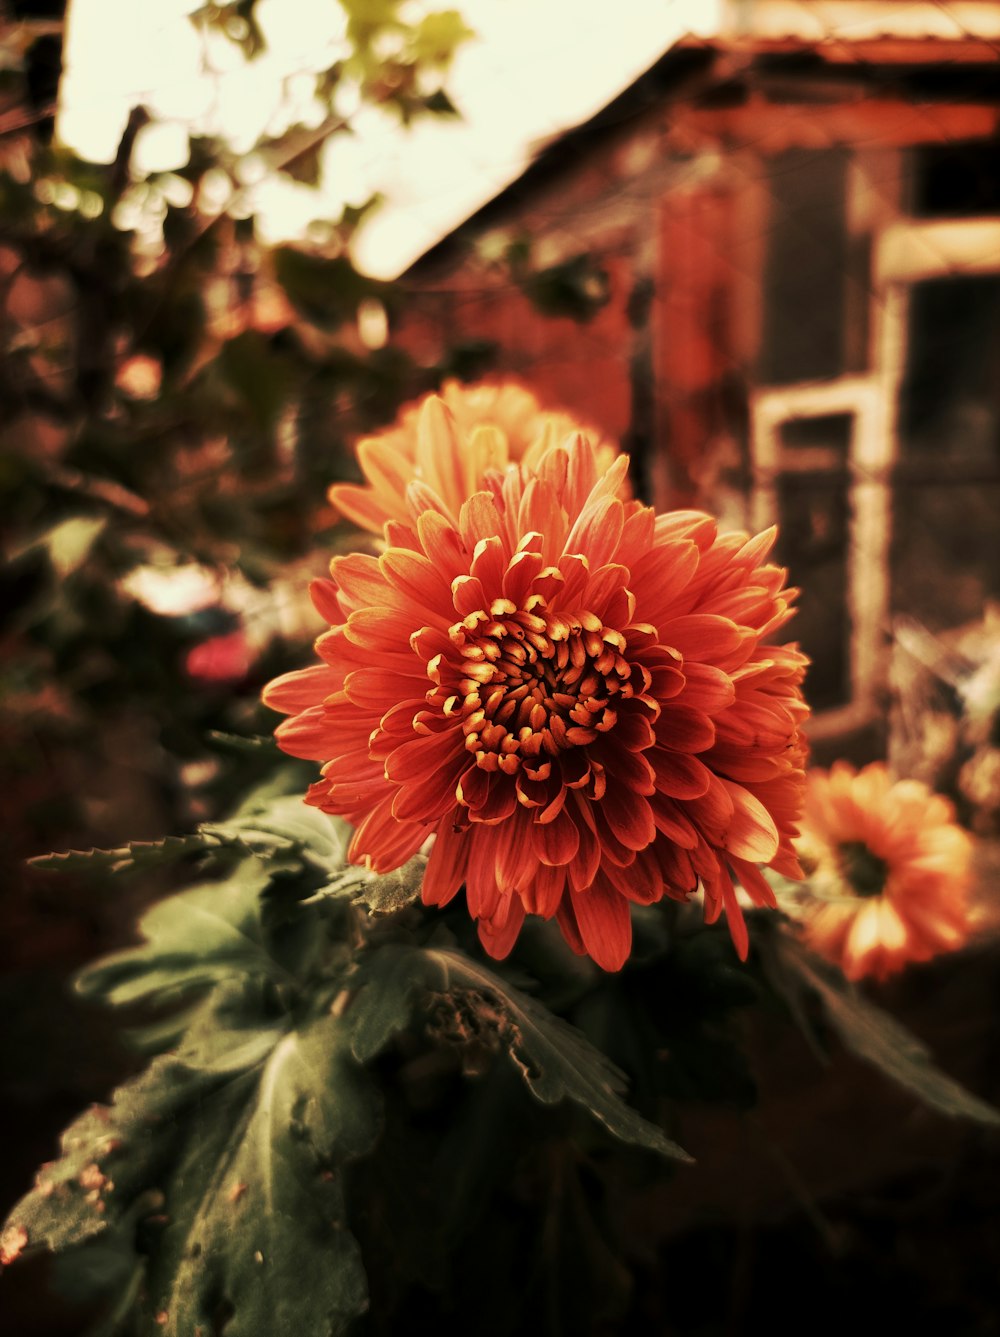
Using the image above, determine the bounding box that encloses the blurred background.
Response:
[2,0,1000,1332]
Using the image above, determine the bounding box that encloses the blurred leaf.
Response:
[422,87,460,116]
[273,247,383,330]
[189,0,264,59]
[217,330,296,430]
[206,729,280,754]
[11,515,107,578]
[768,930,1000,1126]
[340,190,384,236]
[506,241,611,323]
[281,135,324,185]
[350,943,691,1162]
[523,254,611,323]
[413,10,473,62]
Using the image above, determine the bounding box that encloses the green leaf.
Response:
[74,858,287,1010]
[4,1008,381,1336]
[411,10,475,65]
[28,831,227,875]
[273,247,384,330]
[4,1055,238,1259]
[421,86,460,116]
[206,730,280,754]
[769,931,1000,1126]
[28,792,341,879]
[11,515,107,578]
[350,943,691,1162]
[204,793,349,876]
[148,1016,377,1336]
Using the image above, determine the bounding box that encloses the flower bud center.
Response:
[837,840,890,898]
[443,600,638,777]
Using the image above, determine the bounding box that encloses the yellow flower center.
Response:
[439,597,646,777]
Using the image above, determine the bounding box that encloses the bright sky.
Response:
[59,0,720,278]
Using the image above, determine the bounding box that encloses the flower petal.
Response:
[567,879,632,971]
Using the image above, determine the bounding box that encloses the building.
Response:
[392,0,1000,749]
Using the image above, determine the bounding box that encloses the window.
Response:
[910,138,1000,218]
[892,272,1000,631]
[751,380,886,732]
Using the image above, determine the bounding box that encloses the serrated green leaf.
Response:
[773,932,1000,1126]
[28,831,226,875]
[349,943,691,1162]
[149,1016,377,1336]
[4,1007,381,1336]
[204,794,349,876]
[5,1055,235,1258]
[310,854,425,914]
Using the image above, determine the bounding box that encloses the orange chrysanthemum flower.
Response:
[797,761,972,981]
[266,405,808,970]
[329,377,619,533]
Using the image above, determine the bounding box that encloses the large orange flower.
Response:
[329,377,619,533]
[266,404,808,970]
[797,761,971,981]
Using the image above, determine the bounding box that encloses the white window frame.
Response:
[749,214,1000,740]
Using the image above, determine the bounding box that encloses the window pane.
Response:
[899,274,1000,463]
[778,412,852,459]
[776,472,851,712]
[893,274,1000,629]
[911,139,1000,218]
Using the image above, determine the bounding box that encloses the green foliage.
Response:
[349,941,691,1161]
[272,248,387,331]
[8,786,696,1332]
[504,239,612,323]
[8,1010,377,1335]
[341,854,427,915]
[28,833,219,877]
[10,776,1000,1334]
[0,0,474,895]
[758,926,1000,1127]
